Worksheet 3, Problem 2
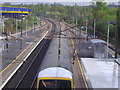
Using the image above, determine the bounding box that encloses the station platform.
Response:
[81,58,119,89]
[0,21,51,89]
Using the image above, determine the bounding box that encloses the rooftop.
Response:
[81,58,119,88]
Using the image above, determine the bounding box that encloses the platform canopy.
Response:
[0,6,31,18]
[81,58,119,88]
[90,39,106,44]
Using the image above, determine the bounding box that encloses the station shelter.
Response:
[90,39,107,58]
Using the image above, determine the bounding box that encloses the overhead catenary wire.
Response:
[49,8,117,39]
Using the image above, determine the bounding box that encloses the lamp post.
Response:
[16,17,18,40]
[20,18,22,49]
[2,17,4,33]
[20,14,25,49]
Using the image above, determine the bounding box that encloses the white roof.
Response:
[81,58,119,88]
[38,67,72,79]
[0,36,4,40]
[90,39,106,44]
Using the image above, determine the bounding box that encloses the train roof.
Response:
[81,58,119,88]
[38,67,72,79]
[90,39,106,44]
[39,25,72,74]
[39,37,72,72]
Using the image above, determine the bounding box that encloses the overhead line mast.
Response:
[115,2,120,59]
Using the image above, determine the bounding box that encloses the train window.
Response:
[39,80,71,90]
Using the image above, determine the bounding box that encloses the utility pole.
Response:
[20,14,23,49]
[76,17,77,36]
[33,17,34,33]
[26,16,28,36]
[115,2,120,59]
[58,21,61,64]
[16,17,18,39]
[72,16,74,25]
[86,19,88,42]
[2,17,4,33]
[75,17,77,49]
[54,3,56,19]
[94,19,96,38]
[39,19,41,36]
[6,30,8,52]
[2,16,5,50]
[106,22,110,58]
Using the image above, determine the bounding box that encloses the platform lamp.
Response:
[25,15,28,36]
[20,13,25,49]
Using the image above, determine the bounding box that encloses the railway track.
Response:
[15,39,51,88]
[3,20,56,89]
[3,38,52,89]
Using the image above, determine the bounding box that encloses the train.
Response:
[37,28,74,89]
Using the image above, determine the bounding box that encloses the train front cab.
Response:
[37,77,74,89]
[37,67,74,90]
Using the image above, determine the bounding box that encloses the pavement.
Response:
[0,20,51,89]
[0,21,48,71]
[2,19,56,89]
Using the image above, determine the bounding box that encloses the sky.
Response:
[0,0,120,6]
[0,0,120,2]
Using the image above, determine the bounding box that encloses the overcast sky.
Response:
[0,0,120,2]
